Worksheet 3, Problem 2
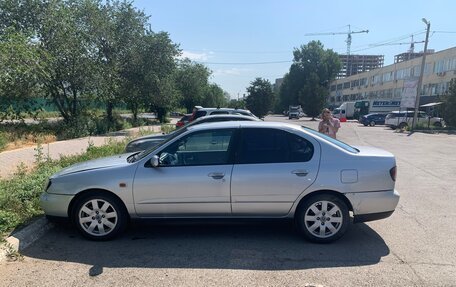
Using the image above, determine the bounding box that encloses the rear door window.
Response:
[236,128,314,164]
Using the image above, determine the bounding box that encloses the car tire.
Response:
[433,122,442,127]
[398,122,408,129]
[369,121,376,127]
[363,123,368,126]
[295,194,349,243]
[72,192,127,241]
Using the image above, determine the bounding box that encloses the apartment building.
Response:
[329,46,456,108]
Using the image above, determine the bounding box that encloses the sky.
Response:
[133,0,456,99]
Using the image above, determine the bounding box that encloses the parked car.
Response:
[190,107,256,122]
[41,121,399,243]
[385,111,445,129]
[360,113,387,126]
[125,114,261,152]
[175,114,192,128]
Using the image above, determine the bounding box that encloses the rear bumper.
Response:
[345,189,400,222]
[353,210,394,223]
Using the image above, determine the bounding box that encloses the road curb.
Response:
[0,217,53,262]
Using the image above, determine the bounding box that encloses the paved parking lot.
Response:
[0,115,455,287]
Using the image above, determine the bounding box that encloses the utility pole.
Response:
[412,18,430,130]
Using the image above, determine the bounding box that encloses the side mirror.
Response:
[150,155,159,167]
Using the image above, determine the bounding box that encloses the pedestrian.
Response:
[318,108,340,139]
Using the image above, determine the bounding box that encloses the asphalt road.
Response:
[0,115,455,287]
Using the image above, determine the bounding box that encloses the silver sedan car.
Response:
[41,121,399,243]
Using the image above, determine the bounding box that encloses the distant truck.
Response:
[354,100,401,120]
[332,102,355,119]
[288,105,303,119]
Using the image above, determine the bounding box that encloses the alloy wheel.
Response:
[304,200,343,239]
[78,198,118,237]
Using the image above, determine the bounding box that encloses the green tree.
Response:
[0,28,49,121]
[280,41,340,119]
[37,0,100,122]
[121,31,180,122]
[88,0,150,123]
[440,79,456,127]
[175,59,211,112]
[227,98,245,109]
[0,0,47,35]
[201,83,229,108]
[245,78,274,118]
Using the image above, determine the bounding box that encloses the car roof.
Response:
[193,114,260,122]
[197,107,252,113]
[389,111,424,114]
[186,120,302,132]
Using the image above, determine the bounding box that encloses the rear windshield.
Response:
[302,127,359,153]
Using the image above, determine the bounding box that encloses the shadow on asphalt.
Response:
[21,220,389,273]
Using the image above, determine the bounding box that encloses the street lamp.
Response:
[412,18,431,130]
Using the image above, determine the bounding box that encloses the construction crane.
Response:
[305,25,369,55]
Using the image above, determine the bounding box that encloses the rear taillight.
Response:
[389,166,397,181]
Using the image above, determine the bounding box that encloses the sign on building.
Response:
[401,79,418,108]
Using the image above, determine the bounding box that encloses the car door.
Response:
[133,128,236,217]
[230,128,320,216]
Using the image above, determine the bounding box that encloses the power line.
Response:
[184,49,290,54]
[191,30,442,65]
[196,60,292,65]
[433,30,456,34]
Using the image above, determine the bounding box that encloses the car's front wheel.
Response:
[73,192,127,240]
[296,194,349,243]
[369,121,376,126]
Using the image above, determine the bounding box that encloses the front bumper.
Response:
[345,189,400,222]
[40,192,74,217]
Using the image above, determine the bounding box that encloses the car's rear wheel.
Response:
[369,121,376,126]
[296,194,349,243]
[398,122,408,129]
[73,192,127,241]
[433,122,442,127]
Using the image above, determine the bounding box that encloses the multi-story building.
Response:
[338,54,384,78]
[329,46,456,108]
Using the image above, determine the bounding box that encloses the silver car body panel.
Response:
[133,164,233,216]
[41,121,399,221]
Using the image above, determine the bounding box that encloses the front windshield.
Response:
[302,126,359,153]
[132,126,189,162]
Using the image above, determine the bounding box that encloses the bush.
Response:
[0,132,7,151]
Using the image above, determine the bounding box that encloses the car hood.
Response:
[352,146,394,158]
[51,153,132,178]
[134,133,170,142]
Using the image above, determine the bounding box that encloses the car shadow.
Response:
[21,220,389,273]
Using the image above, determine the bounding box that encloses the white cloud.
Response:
[179,50,213,61]
[213,68,250,76]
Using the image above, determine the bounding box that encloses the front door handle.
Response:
[208,172,225,179]
[292,170,308,177]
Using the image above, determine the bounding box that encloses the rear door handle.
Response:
[292,170,308,177]
[208,172,225,179]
